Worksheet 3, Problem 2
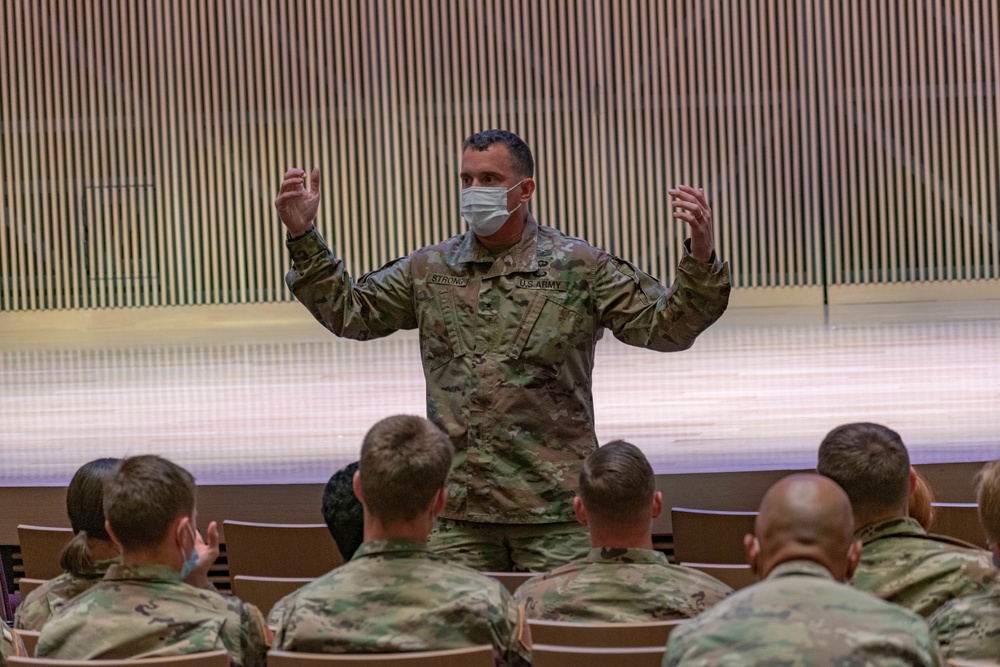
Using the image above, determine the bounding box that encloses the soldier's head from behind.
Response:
[322,461,363,561]
[976,460,1000,563]
[355,415,454,539]
[60,458,121,576]
[575,440,662,548]
[816,422,913,530]
[103,455,200,573]
[746,473,862,582]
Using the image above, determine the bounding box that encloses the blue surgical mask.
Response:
[180,522,199,579]
[460,180,524,237]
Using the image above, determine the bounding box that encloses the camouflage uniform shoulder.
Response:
[14,562,113,631]
[929,592,1000,660]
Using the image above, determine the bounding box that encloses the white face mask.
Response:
[460,180,524,237]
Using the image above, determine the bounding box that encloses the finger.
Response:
[671,200,701,213]
[278,176,306,194]
[310,167,322,197]
[677,184,710,209]
[205,521,220,550]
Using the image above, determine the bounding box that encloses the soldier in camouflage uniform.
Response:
[36,455,268,667]
[272,415,531,666]
[514,441,731,621]
[664,474,942,667]
[929,459,1000,660]
[275,130,731,571]
[817,422,999,617]
[2,627,25,667]
[15,458,121,631]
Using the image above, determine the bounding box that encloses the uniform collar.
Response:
[351,538,433,560]
[104,562,183,584]
[584,547,669,566]
[765,559,836,582]
[455,215,540,277]
[855,517,926,544]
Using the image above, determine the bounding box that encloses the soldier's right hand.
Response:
[275,167,321,237]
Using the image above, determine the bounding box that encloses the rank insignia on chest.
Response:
[427,274,469,287]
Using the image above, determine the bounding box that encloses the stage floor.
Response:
[2,300,998,487]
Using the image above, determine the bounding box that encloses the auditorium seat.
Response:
[683,562,757,590]
[16,525,73,580]
[531,644,665,667]
[222,520,341,585]
[527,619,680,647]
[932,503,988,549]
[670,508,757,564]
[12,629,39,656]
[481,571,535,594]
[266,646,494,666]
[8,649,230,667]
[231,575,314,616]
[17,578,46,598]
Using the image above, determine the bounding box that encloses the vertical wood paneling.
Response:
[0,0,996,311]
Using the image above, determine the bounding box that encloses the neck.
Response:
[588,522,654,551]
[120,543,183,573]
[87,537,120,562]
[476,211,527,250]
[363,515,431,544]
[853,504,908,534]
[760,546,844,581]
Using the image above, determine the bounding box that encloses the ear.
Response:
[519,178,536,202]
[105,520,124,552]
[650,491,663,520]
[352,470,364,504]
[908,466,917,494]
[844,539,863,581]
[744,533,760,577]
[429,487,448,517]
[573,496,588,526]
[173,515,191,548]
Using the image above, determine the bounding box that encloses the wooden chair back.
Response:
[222,521,341,583]
[16,526,74,580]
[231,575,314,616]
[481,571,535,595]
[681,562,757,590]
[266,646,494,666]
[932,503,988,549]
[531,644,666,667]
[947,659,1000,667]
[18,578,47,598]
[527,619,680,648]
[8,649,230,667]
[670,508,757,564]
[12,629,40,657]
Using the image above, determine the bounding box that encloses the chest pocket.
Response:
[417,292,466,370]
[507,290,583,365]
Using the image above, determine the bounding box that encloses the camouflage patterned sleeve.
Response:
[594,240,730,353]
[234,600,270,667]
[496,595,533,667]
[285,228,417,340]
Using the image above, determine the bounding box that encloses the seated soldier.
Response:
[36,455,268,667]
[929,459,1000,660]
[664,474,942,666]
[817,422,999,617]
[513,440,731,621]
[15,458,121,631]
[271,415,531,666]
[321,461,363,561]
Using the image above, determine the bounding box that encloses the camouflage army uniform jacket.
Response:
[271,538,532,666]
[663,559,943,667]
[14,556,118,631]
[287,216,731,523]
[35,563,268,667]
[852,517,1000,617]
[514,547,732,622]
[1,626,25,667]
[929,590,1000,661]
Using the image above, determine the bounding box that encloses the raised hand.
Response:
[275,167,322,237]
[669,185,715,263]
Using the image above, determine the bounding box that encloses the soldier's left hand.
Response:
[183,521,221,590]
[669,185,714,263]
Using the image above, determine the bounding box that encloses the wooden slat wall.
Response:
[1,0,997,311]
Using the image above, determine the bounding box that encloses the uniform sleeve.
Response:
[285,228,417,340]
[595,240,730,352]
[236,601,269,667]
[494,591,533,667]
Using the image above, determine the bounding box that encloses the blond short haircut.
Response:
[359,415,454,524]
[578,440,655,524]
[976,460,1000,546]
[104,455,196,552]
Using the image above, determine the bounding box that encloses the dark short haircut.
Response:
[104,455,196,552]
[578,440,656,523]
[463,129,535,178]
[817,423,910,510]
[322,461,364,561]
[359,415,454,525]
[976,460,1000,546]
[60,458,120,575]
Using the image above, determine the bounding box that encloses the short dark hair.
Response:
[578,440,656,523]
[463,129,535,178]
[104,455,196,552]
[817,423,910,510]
[322,461,363,561]
[60,458,120,575]
[359,416,454,524]
[976,460,1000,546]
